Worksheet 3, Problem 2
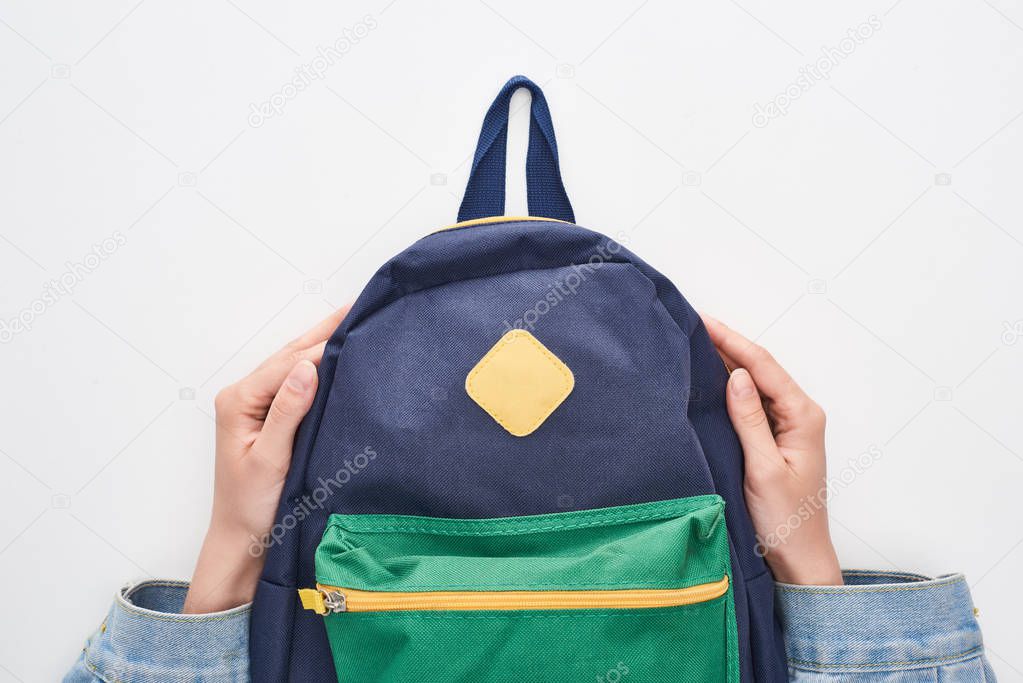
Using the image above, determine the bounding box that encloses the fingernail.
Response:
[287,361,316,392]
[730,368,756,398]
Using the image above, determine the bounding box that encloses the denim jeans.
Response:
[775,570,995,681]
[66,570,994,682]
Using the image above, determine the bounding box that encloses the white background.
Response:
[1,1,1021,680]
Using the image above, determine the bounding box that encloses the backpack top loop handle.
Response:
[457,75,575,224]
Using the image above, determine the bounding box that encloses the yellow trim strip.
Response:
[301,576,728,615]
[433,215,570,233]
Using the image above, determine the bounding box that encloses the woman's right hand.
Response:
[702,316,843,586]
[183,305,350,613]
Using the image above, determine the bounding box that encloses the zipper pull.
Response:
[323,590,347,613]
[298,588,347,615]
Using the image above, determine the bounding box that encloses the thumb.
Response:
[253,360,318,468]
[726,369,784,472]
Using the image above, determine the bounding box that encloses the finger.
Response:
[291,305,352,349]
[215,307,345,433]
[252,360,318,468]
[726,369,786,470]
[305,340,328,365]
[716,347,740,375]
[698,313,737,372]
[242,305,349,395]
[702,316,807,406]
[234,341,328,410]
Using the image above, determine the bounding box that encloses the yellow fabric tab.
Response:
[298,588,327,615]
[465,329,574,437]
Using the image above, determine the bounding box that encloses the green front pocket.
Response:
[300,496,739,683]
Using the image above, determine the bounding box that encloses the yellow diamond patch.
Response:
[465,329,574,437]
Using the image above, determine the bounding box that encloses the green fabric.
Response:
[314,496,739,682]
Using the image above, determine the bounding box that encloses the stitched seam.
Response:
[330,497,722,534]
[336,597,727,621]
[84,646,248,680]
[842,570,930,582]
[330,506,720,536]
[743,569,771,584]
[428,217,570,237]
[776,575,966,595]
[468,331,571,432]
[114,609,249,625]
[115,598,252,623]
[788,645,985,670]
[334,497,722,533]
[466,330,573,436]
[329,573,727,592]
[125,579,189,591]
[116,582,252,622]
[83,653,120,683]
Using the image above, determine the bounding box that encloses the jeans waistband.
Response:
[774,570,985,672]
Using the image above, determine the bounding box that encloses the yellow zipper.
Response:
[299,576,728,616]
[432,215,570,234]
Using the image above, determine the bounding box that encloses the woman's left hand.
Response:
[703,315,843,586]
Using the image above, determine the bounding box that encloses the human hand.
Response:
[183,306,350,613]
[702,316,843,586]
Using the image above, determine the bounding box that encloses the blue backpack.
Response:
[251,75,787,682]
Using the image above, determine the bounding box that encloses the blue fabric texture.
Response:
[776,570,996,681]
[457,75,575,223]
[63,580,249,682]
